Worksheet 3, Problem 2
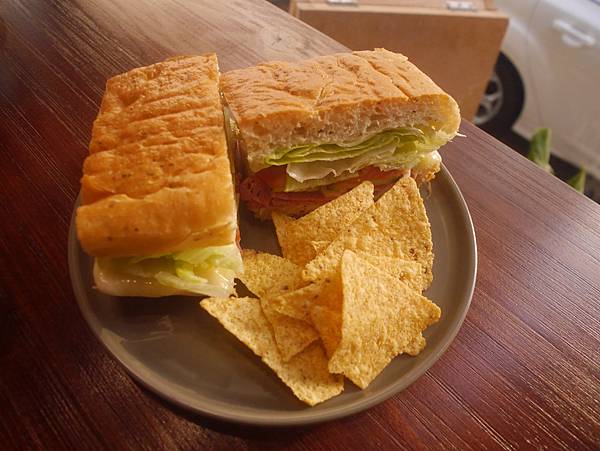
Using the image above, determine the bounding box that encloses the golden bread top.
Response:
[77,55,237,257]
[221,49,460,171]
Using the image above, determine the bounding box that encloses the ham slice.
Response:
[239,166,409,218]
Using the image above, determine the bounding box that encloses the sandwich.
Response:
[76,55,242,297]
[221,48,461,218]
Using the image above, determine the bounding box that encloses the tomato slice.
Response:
[271,190,327,201]
[255,166,287,191]
[358,166,406,182]
[241,165,408,210]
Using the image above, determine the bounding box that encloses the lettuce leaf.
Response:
[286,142,398,182]
[283,151,442,192]
[264,127,451,191]
[97,244,242,297]
[265,127,449,167]
[284,171,359,192]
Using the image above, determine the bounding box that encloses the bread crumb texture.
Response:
[77,55,237,257]
[221,49,460,171]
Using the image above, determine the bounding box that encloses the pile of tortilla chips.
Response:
[201,177,441,406]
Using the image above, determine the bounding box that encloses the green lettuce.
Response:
[283,151,441,192]
[266,126,450,192]
[265,127,448,166]
[97,244,242,297]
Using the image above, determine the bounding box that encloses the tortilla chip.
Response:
[304,276,343,357]
[303,177,433,288]
[405,333,427,356]
[299,252,424,358]
[310,255,424,357]
[310,304,342,358]
[315,277,343,310]
[272,212,295,253]
[259,298,318,362]
[201,297,343,405]
[311,241,330,256]
[240,249,306,298]
[269,283,322,322]
[272,182,374,266]
[328,251,440,389]
[356,252,425,293]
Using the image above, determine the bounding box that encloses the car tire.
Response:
[474,53,525,132]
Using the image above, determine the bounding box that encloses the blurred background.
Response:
[269,0,600,202]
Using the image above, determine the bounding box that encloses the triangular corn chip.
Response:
[404,333,427,356]
[310,304,342,358]
[309,253,424,358]
[304,177,433,288]
[356,252,425,293]
[268,283,322,322]
[260,297,318,362]
[272,182,374,266]
[328,251,440,389]
[272,212,295,253]
[240,249,306,298]
[201,297,343,405]
[308,276,343,357]
[311,240,329,256]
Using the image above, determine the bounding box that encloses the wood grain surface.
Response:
[1,0,599,449]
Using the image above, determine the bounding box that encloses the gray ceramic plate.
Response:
[68,165,476,426]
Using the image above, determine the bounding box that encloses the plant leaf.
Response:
[527,128,553,174]
[567,169,586,193]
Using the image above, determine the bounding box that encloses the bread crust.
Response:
[221,49,460,172]
[77,55,237,257]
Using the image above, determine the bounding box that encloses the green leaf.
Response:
[265,126,451,166]
[527,128,554,174]
[567,169,586,193]
[99,244,242,296]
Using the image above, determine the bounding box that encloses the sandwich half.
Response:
[221,49,461,218]
[76,54,242,297]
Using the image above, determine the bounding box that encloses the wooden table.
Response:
[1,0,599,449]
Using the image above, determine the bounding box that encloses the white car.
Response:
[475,0,600,179]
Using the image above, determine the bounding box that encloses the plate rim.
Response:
[68,165,477,426]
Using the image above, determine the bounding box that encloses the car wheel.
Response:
[474,53,524,131]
